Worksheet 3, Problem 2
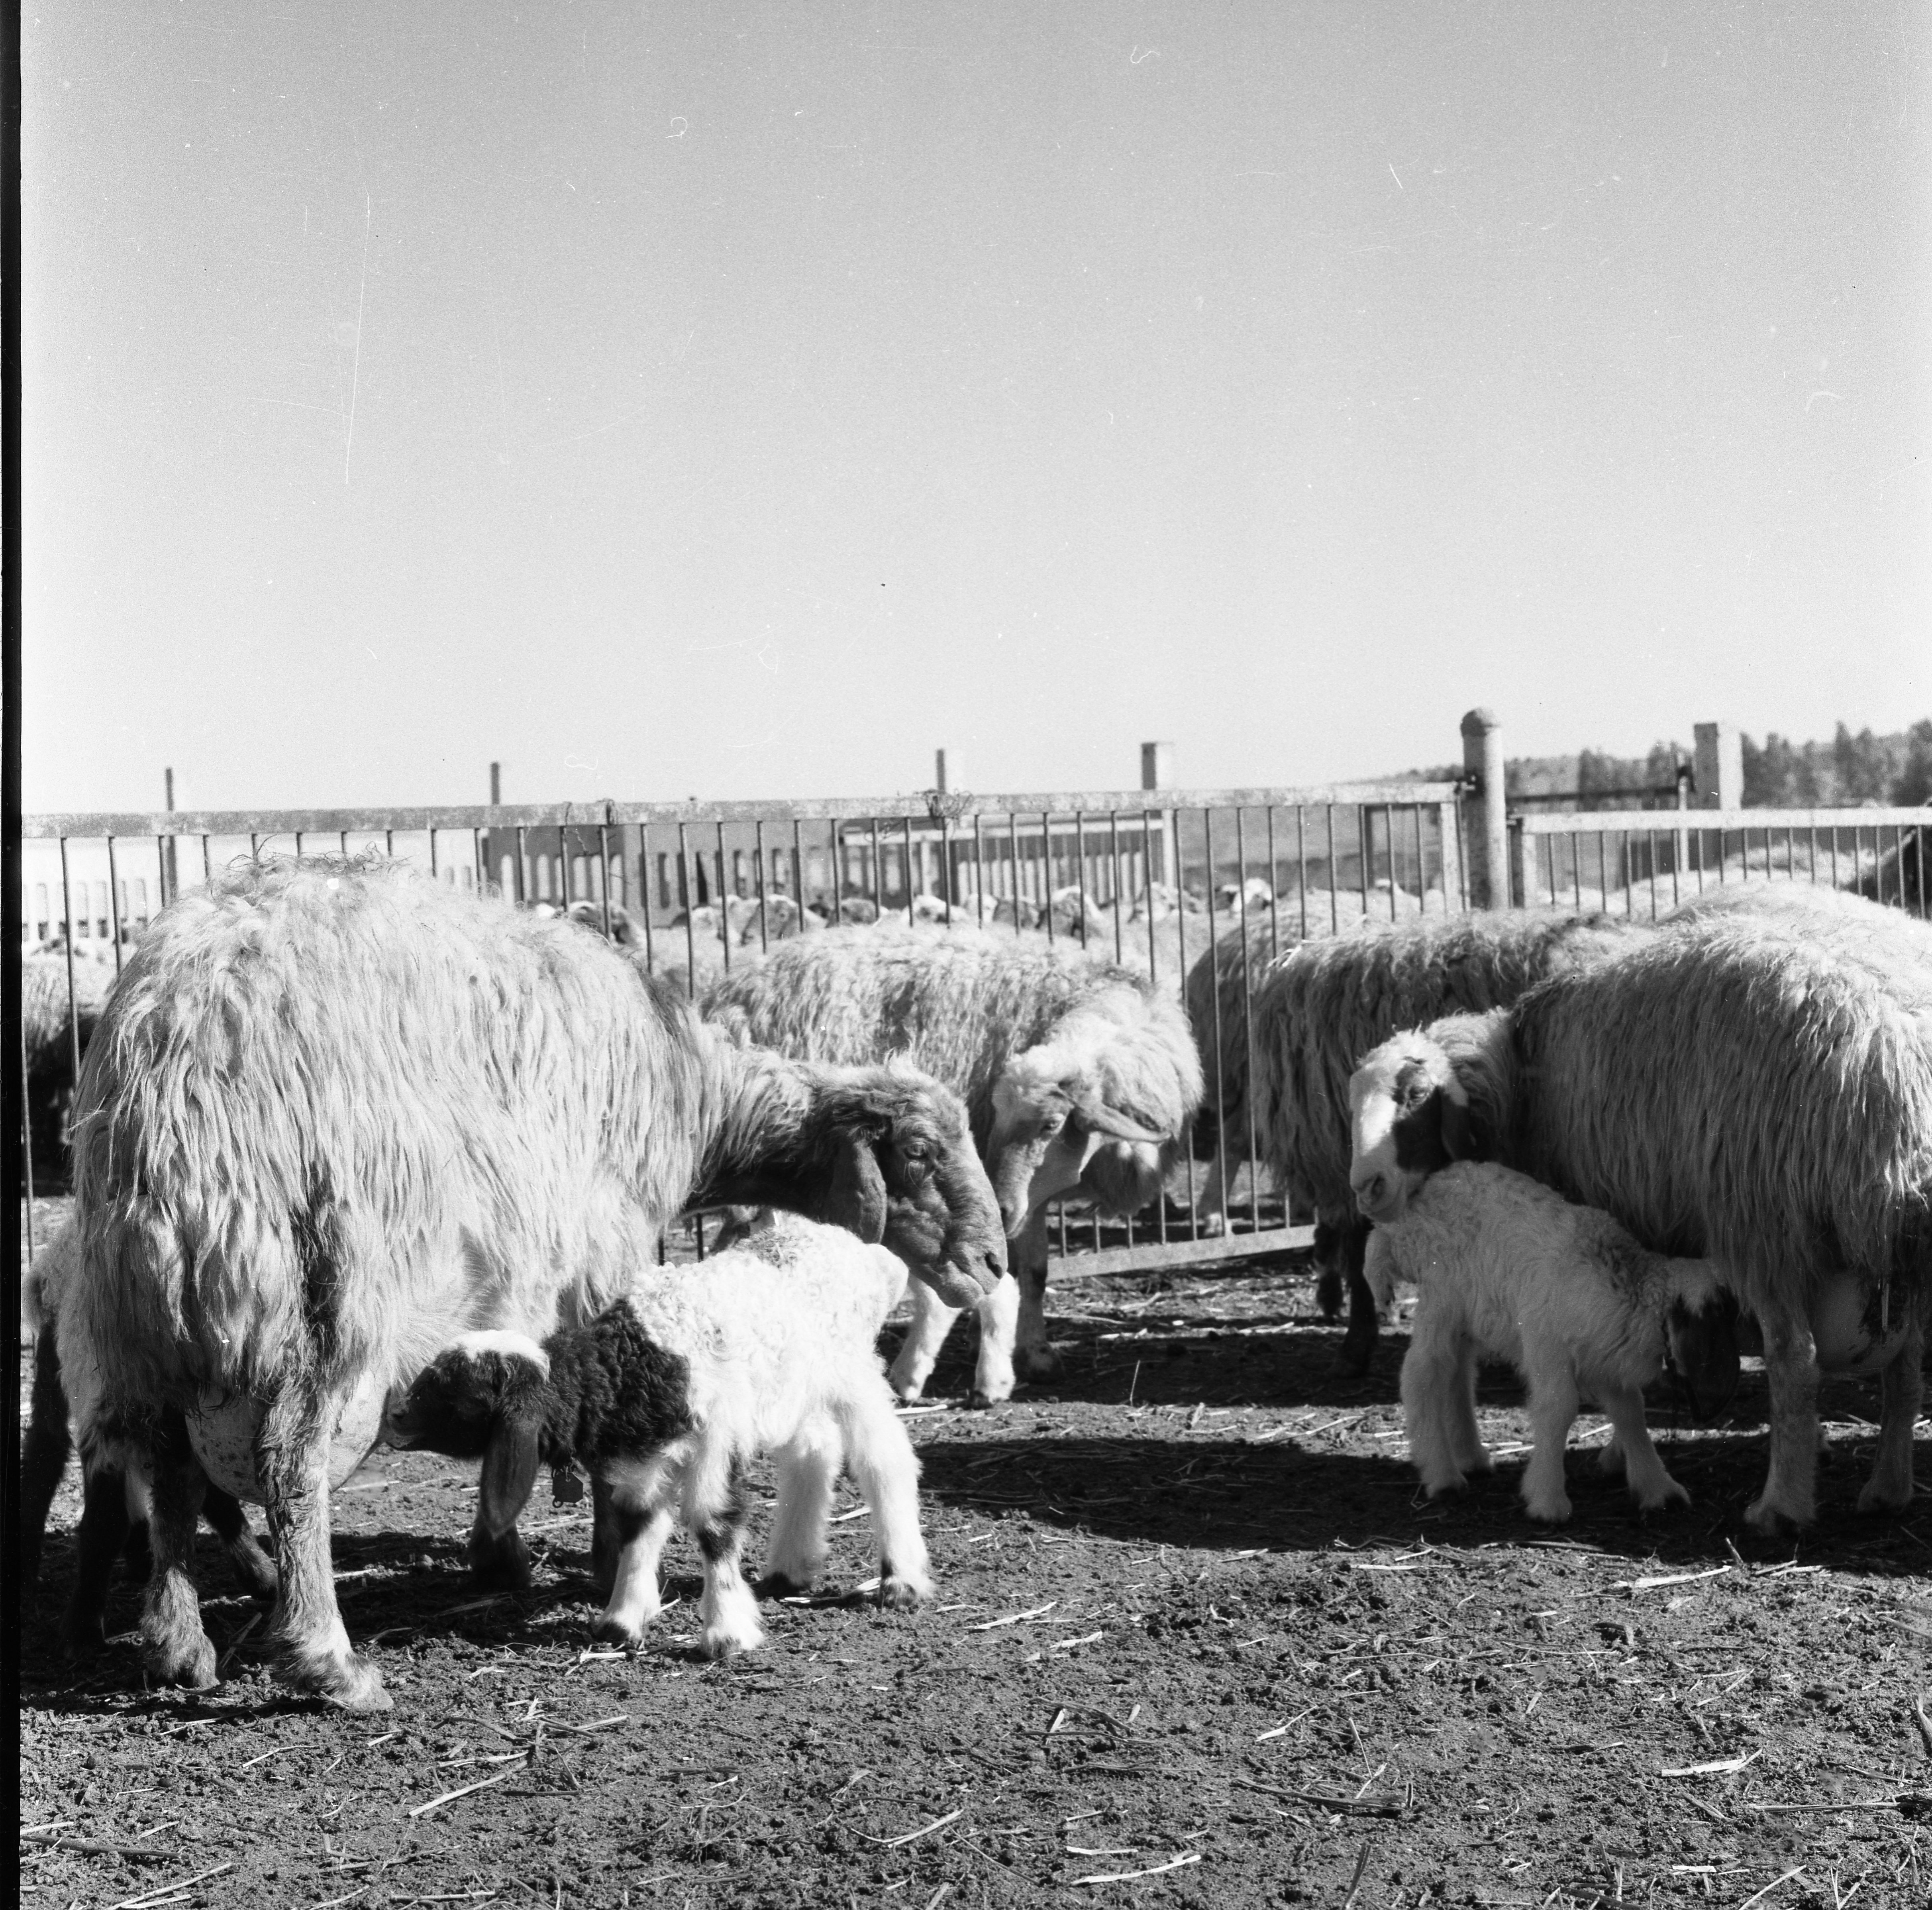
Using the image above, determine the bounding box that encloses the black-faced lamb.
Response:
[701,924,1202,1405]
[64,856,1004,1711]
[1353,1142,1716,1523]
[386,1214,930,1657]
[1247,911,1655,1371]
[1347,908,1932,1531]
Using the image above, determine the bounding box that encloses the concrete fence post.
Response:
[1141,740,1178,895]
[1460,709,1511,909]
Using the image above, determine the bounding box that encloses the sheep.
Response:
[64,855,1005,1711]
[702,924,1203,1405]
[566,899,646,947]
[1217,877,1274,915]
[21,1222,280,1652]
[1347,909,1932,1531]
[1248,911,1657,1372]
[1355,1152,1718,1523]
[387,1213,930,1658]
[21,951,113,1192]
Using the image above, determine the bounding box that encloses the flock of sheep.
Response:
[19,853,1930,1716]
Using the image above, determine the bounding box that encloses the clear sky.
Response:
[22,1,1930,815]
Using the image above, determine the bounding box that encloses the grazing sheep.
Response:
[65,856,1005,1710]
[388,1214,929,1658]
[1347,911,1932,1531]
[702,925,1203,1404]
[21,952,113,1192]
[1248,911,1655,1372]
[21,1223,280,1650]
[1356,1154,1716,1523]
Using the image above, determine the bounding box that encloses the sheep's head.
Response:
[812,1068,1007,1309]
[1346,1032,1478,1224]
[985,1052,1169,1236]
[1663,1264,1742,1420]
[385,1331,551,1462]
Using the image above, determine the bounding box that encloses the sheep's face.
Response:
[825,1078,1008,1308]
[985,1072,1167,1235]
[385,1333,550,1460]
[1347,1033,1473,1224]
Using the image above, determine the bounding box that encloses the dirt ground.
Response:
[19,1195,1932,1910]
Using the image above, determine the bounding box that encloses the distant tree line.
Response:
[1401,720,1931,809]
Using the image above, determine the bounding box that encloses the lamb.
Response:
[1355,1150,1717,1523]
[1247,911,1655,1370]
[1347,909,1932,1531]
[22,950,113,1192]
[21,1222,279,1651]
[387,1213,930,1659]
[702,924,1203,1404]
[64,855,1005,1710]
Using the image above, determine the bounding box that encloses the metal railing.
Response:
[1509,805,1929,919]
[20,780,1468,1279]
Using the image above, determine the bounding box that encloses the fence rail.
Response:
[21,779,1469,1281]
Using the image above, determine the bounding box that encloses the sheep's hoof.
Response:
[700,1623,763,1661]
[1420,1474,1468,1501]
[467,1531,533,1592]
[1522,1496,1573,1525]
[591,1616,647,1649]
[144,1627,220,1691]
[1635,1481,1691,1515]
[877,1572,933,1612]
[1333,1321,1378,1377]
[1856,1472,1914,1515]
[1015,1343,1062,1382]
[1742,1494,1811,1535]
[965,1386,1013,1411]
[1313,1264,1344,1320]
[757,1571,814,1600]
[886,1359,930,1404]
[291,1653,392,1713]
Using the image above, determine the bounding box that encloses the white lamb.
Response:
[386,1213,932,1659]
[1361,1160,1718,1524]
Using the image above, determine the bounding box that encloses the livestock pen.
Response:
[16,775,1471,1281]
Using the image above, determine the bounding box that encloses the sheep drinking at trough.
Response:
[1353,1142,1717,1523]
[65,856,1004,1710]
[702,924,1203,1404]
[1248,911,1655,1371]
[387,1213,930,1658]
[1347,909,1932,1531]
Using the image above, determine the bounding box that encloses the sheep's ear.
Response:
[825,1133,889,1243]
[476,1416,542,1540]
[1438,1090,1481,1161]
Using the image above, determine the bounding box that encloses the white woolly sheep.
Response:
[702,924,1203,1405]
[1247,911,1656,1371]
[22,951,114,1192]
[66,856,1004,1711]
[1216,877,1274,914]
[1348,909,1932,1531]
[1356,1153,1718,1523]
[387,1214,930,1659]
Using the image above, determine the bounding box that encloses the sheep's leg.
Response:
[887,1276,961,1404]
[1010,1209,1060,1386]
[687,1449,762,1659]
[62,1460,136,1658]
[590,1474,618,1590]
[1857,1312,1924,1514]
[763,1418,841,1596]
[21,1321,73,1587]
[969,1274,1021,1407]
[1335,1221,1379,1374]
[594,1455,681,1647]
[1448,1344,1492,1478]
[201,1485,279,1600]
[838,1380,933,1611]
[256,1382,388,1711]
[1746,1308,1820,1533]
[1520,1357,1578,1525]
[1194,1148,1228,1238]
[1597,1382,1688,1513]
[136,1414,220,1690]
[1400,1308,1471,1499]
